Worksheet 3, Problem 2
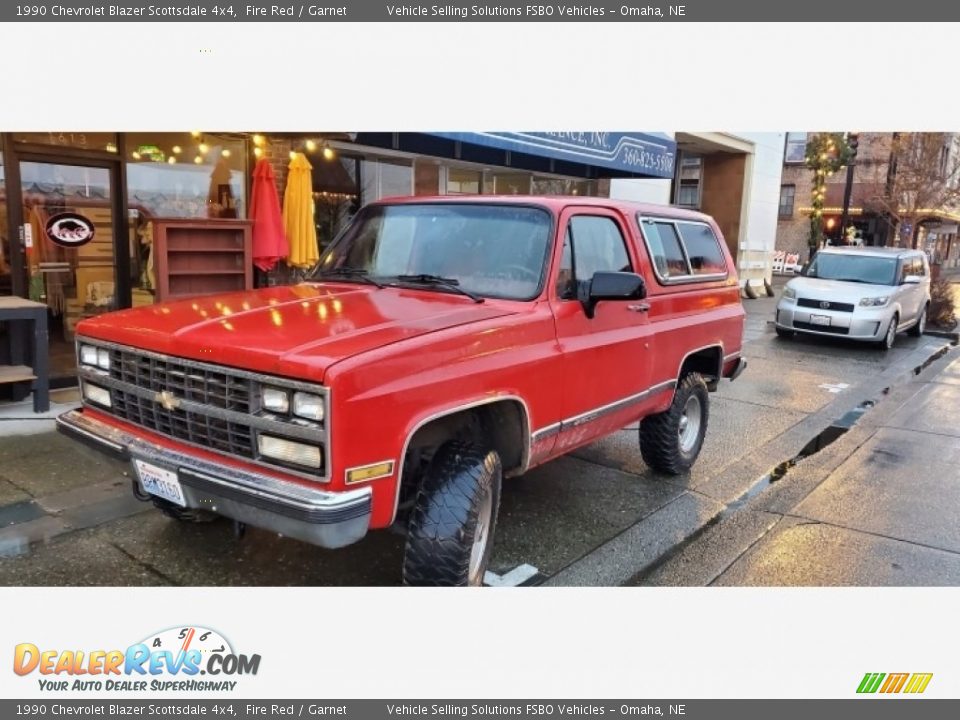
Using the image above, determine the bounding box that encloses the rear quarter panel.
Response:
[627,212,745,412]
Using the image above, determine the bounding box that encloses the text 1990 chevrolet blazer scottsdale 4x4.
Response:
[58,196,746,585]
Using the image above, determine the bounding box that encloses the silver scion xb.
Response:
[775,247,931,350]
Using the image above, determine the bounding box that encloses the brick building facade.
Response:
[776,132,894,263]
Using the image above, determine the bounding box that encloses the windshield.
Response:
[805,253,898,285]
[312,203,553,300]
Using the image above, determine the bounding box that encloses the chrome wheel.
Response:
[678,395,703,455]
[884,317,897,349]
[467,487,494,586]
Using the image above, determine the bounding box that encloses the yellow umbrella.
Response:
[283,152,319,268]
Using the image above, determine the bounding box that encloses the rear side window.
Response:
[676,222,727,275]
[638,216,728,282]
[642,221,689,278]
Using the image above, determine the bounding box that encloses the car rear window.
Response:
[676,222,727,275]
[641,221,689,278]
[637,216,728,282]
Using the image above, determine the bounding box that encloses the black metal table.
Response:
[0,296,50,413]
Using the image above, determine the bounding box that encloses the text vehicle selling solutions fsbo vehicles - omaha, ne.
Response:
[57,195,747,586]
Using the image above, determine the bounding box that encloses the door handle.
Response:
[627,303,650,313]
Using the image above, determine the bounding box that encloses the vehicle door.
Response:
[549,208,654,451]
[899,256,924,324]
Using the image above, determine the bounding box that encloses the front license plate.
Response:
[809,314,832,326]
[134,459,186,507]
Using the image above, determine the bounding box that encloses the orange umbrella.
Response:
[283,153,319,268]
[249,159,288,271]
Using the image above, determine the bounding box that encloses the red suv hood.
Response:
[76,283,517,383]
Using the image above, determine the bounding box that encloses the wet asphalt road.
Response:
[0,285,953,586]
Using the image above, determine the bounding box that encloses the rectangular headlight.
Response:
[80,344,98,366]
[262,387,289,413]
[96,348,111,370]
[82,382,111,408]
[293,392,324,422]
[257,434,322,469]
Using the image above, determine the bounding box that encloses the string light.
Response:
[221,149,231,158]
[254,147,263,158]
[253,134,265,147]
[167,156,176,165]
[194,156,203,165]
[199,143,209,155]
[172,145,182,154]
[191,131,202,138]
[289,151,297,160]
[305,139,317,152]
[132,151,141,160]
[323,146,335,160]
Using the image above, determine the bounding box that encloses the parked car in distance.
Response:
[775,247,931,350]
[57,196,747,586]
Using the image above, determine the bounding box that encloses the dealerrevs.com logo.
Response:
[13,626,261,693]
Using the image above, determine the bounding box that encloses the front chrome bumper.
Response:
[56,409,371,549]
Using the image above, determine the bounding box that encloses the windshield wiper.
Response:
[830,277,872,284]
[394,274,484,303]
[314,267,384,288]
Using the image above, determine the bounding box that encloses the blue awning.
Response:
[428,131,676,179]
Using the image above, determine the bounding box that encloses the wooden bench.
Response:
[0,296,50,413]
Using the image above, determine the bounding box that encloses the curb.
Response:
[924,328,959,343]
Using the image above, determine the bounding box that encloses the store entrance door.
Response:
[16,158,127,382]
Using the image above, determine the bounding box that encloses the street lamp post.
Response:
[838,133,859,243]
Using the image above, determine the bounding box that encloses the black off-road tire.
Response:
[151,497,220,523]
[908,305,928,337]
[639,373,710,475]
[402,441,502,587]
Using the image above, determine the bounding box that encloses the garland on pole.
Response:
[805,132,854,252]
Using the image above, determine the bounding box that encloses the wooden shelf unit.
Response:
[152,218,253,302]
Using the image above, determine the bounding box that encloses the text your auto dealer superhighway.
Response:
[48,5,209,16]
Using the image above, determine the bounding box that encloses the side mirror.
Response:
[581,271,647,318]
[902,275,922,285]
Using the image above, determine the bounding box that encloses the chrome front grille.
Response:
[111,388,255,458]
[77,340,329,480]
[110,348,253,413]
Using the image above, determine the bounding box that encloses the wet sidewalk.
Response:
[640,348,960,586]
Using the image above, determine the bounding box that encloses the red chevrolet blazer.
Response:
[58,196,747,585]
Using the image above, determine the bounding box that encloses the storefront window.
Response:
[0,142,10,295]
[13,132,118,153]
[531,177,597,196]
[490,172,532,195]
[125,132,247,219]
[314,156,360,254]
[361,159,413,203]
[446,168,482,194]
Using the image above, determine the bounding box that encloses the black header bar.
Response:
[2,1,957,22]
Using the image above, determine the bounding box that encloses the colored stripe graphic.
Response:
[903,673,933,694]
[857,673,885,693]
[857,672,933,694]
[880,673,909,693]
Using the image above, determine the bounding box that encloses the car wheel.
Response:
[151,497,220,523]
[639,373,710,475]
[908,305,928,337]
[878,314,899,351]
[775,326,794,339]
[402,441,502,587]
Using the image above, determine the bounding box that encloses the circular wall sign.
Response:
[45,212,95,247]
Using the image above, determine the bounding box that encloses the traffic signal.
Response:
[848,132,860,159]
